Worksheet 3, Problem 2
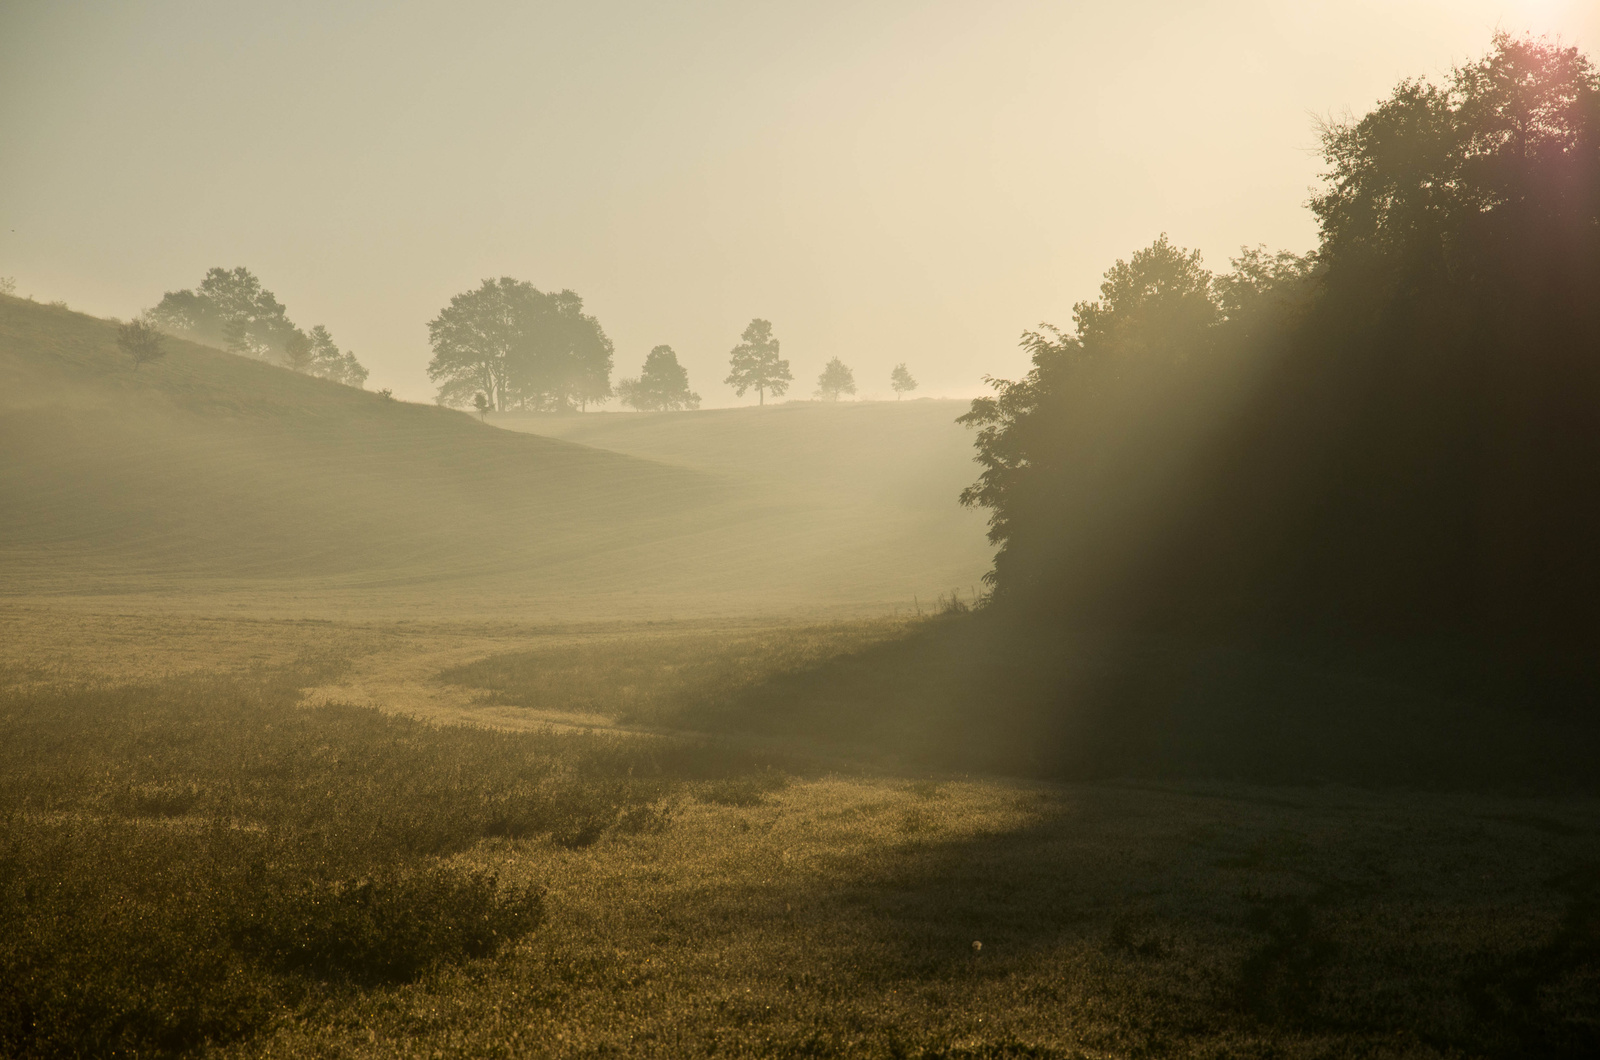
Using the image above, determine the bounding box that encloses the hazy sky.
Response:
[3,1,1596,403]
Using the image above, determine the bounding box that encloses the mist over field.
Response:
[4,4,1600,1058]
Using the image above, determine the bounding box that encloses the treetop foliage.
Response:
[725,318,791,405]
[427,278,613,412]
[618,345,701,411]
[148,266,368,387]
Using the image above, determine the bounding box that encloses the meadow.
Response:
[4,294,1599,1057]
[4,607,1600,1058]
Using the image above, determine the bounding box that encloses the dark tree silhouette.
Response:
[148,267,369,386]
[617,345,701,411]
[725,319,790,405]
[428,279,611,411]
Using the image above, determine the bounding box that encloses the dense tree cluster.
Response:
[426,278,612,412]
[961,35,1600,693]
[149,267,368,386]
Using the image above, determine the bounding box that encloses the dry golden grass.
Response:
[234,772,1600,1059]
[7,604,1599,1058]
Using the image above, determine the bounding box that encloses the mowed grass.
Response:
[5,607,1599,1058]
[0,295,988,617]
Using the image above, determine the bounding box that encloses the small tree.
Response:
[116,318,166,369]
[890,362,918,398]
[725,319,791,405]
[815,357,856,401]
[283,329,315,372]
[0,277,16,296]
[617,345,701,411]
[473,391,490,421]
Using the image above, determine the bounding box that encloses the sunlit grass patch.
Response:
[436,619,913,727]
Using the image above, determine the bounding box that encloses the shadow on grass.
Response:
[689,610,1600,792]
[761,783,1600,1058]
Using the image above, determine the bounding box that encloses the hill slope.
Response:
[0,297,988,616]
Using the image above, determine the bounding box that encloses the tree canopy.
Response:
[426,279,613,412]
[959,33,1600,695]
[814,357,856,401]
[724,319,791,405]
[617,345,701,411]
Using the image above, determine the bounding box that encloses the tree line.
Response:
[147,267,368,386]
[132,269,920,408]
[427,294,918,412]
[959,34,1600,704]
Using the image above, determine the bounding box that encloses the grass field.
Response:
[5,295,1599,1057]
[4,611,1599,1059]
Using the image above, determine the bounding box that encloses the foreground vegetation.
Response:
[0,650,786,1058]
[3,607,1598,1058]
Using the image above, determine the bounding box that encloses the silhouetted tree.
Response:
[428,279,612,411]
[149,267,296,360]
[147,267,370,386]
[815,357,856,401]
[890,362,917,398]
[305,325,368,387]
[725,319,790,405]
[960,32,1600,706]
[283,329,315,372]
[116,318,166,369]
[617,345,701,411]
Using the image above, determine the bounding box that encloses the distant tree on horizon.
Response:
[890,362,917,398]
[306,325,368,387]
[725,319,791,406]
[149,267,296,360]
[427,278,612,412]
[116,318,166,369]
[617,345,701,411]
[815,357,857,401]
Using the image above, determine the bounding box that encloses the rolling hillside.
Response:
[0,296,989,617]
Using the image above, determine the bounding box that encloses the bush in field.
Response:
[116,317,166,369]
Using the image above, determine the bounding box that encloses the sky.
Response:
[2,0,1596,405]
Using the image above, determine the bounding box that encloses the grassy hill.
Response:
[0,296,988,617]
